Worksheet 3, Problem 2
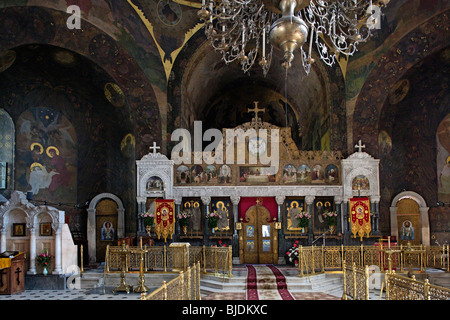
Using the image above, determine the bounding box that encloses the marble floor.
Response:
[0,286,146,300]
[3,266,443,301]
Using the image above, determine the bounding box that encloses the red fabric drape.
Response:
[238,197,278,221]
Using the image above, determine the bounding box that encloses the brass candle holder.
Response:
[112,244,132,294]
[133,248,149,293]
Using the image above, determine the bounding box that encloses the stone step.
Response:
[200,271,344,296]
[80,272,104,289]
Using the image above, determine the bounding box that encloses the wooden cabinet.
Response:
[0,252,25,295]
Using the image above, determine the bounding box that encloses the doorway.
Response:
[95,199,118,262]
[239,204,278,264]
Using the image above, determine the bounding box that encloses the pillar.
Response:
[371,196,380,234]
[27,227,37,275]
[174,196,182,242]
[201,197,211,243]
[52,210,64,275]
[335,196,343,235]
[53,227,62,274]
[87,208,96,264]
[0,227,6,253]
[419,207,430,246]
[275,195,285,263]
[305,196,315,245]
[389,206,398,241]
[230,196,240,260]
[136,196,146,236]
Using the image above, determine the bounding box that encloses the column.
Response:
[27,227,37,275]
[342,200,350,245]
[201,196,211,244]
[419,207,430,246]
[230,196,240,260]
[53,210,64,274]
[389,206,398,241]
[334,196,343,235]
[371,196,380,234]
[87,208,96,264]
[275,196,285,222]
[136,196,146,236]
[0,227,6,253]
[343,201,350,233]
[53,226,62,274]
[305,196,315,245]
[275,195,285,263]
[174,196,182,242]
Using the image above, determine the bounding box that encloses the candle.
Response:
[308,25,314,57]
[262,28,266,57]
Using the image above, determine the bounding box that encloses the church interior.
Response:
[0,0,449,302]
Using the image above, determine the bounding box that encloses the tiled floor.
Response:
[0,286,145,300]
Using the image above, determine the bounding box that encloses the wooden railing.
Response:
[140,261,202,300]
[105,244,233,277]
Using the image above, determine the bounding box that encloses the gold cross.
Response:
[247,101,265,123]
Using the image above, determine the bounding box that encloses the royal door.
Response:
[239,204,278,264]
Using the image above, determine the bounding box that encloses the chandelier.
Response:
[198,0,390,76]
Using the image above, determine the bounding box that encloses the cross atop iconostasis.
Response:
[247,101,265,124]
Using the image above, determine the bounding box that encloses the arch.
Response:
[352,10,450,154]
[87,193,125,264]
[344,166,379,199]
[389,191,430,246]
[0,5,162,157]
[168,22,346,152]
[140,170,172,198]
[0,191,69,274]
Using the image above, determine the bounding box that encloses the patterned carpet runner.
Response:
[246,265,294,300]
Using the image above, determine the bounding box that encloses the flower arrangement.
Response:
[36,249,52,268]
[322,210,338,226]
[293,212,311,228]
[206,211,222,229]
[212,240,227,248]
[141,210,155,227]
[286,240,300,265]
[177,209,192,227]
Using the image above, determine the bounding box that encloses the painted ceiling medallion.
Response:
[104,82,126,107]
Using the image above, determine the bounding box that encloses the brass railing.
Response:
[298,244,449,276]
[342,260,370,300]
[385,271,450,300]
[105,244,233,277]
[140,261,202,300]
[297,244,450,301]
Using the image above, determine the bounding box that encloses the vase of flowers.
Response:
[293,212,311,233]
[322,210,338,233]
[206,211,222,234]
[286,240,300,265]
[37,249,52,275]
[177,209,192,234]
[141,211,155,235]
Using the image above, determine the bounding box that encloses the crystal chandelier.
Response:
[198,0,390,76]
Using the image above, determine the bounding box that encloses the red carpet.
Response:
[246,265,294,300]
[246,265,259,299]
